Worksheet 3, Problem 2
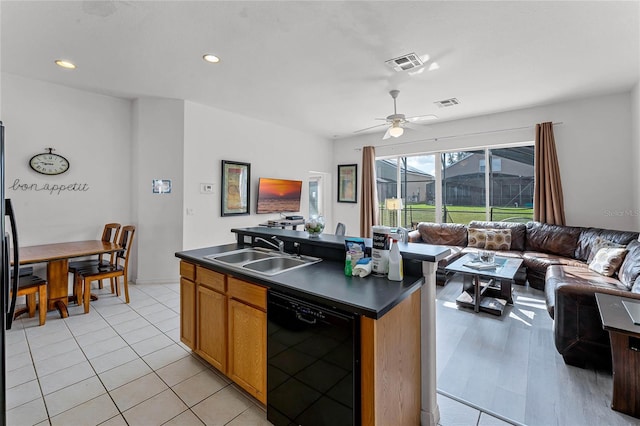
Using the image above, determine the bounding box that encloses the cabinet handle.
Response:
[296,312,317,325]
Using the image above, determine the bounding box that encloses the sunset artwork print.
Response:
[256,178,302,214]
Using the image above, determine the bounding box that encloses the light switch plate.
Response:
[200,183,214,194]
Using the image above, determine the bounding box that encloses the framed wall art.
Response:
[152,179,172,194]
[337,164,357,203]
[221,160,250,216]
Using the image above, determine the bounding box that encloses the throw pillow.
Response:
[484,229,512,251]
[587,237,625,263]
[632,275,640,294]
[619,239,640,289]
[588,247,628,277]
[467,228,488,248]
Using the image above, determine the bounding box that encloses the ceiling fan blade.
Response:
[406,114,438,122]
[382,127,392,140]
[353,123,388,134]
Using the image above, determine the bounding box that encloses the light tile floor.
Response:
[6,282,514,426]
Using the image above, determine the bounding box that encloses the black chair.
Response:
[69,223,121,294]
[74,225,136,313]
[11,268,47,326]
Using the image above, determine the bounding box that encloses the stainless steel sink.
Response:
[203,248,321,276]
[242,256,311,275]
[206,249,277,264]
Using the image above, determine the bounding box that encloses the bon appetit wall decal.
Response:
[8,178,90,195]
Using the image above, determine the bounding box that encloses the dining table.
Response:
[16,240,122,318]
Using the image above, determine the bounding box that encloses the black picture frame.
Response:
[221,160,250,216]
[337,164,357,203]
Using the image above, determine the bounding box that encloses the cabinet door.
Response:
[197,285,227,372]
[180,277,196,350]
[228,298,266,404]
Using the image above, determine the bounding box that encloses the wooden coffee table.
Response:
[445,253,523,316]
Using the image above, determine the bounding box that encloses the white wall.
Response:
[632,82,640,230]
[333,91,638,232]
[182,101,333,249]
[131,98,185,284]
[0,74,335,284]
[1,73,133,245]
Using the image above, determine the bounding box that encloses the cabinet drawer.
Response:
[180,261,196,281]
[228,277,267,310]
[197,266,226,293]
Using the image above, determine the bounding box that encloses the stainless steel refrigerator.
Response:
[1,121,20,426]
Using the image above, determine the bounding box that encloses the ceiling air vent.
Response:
[385,53,424,72]
[434,98,460,108]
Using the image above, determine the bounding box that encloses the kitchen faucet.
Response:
[255,236,285,253]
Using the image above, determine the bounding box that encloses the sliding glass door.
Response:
[377,144,534,226]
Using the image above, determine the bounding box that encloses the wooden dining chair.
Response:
[69,223,120,294]
[74,225,135,314]
[11,271,47,326]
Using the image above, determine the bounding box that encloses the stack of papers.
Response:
[464,261,498,270]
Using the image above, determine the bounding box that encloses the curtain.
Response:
[534,122,566,225]
[360,146,379,237]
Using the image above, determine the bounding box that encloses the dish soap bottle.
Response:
[345,253,353,276]
[387,238,403,281]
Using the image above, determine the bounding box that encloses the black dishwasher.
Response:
[267,290,360,426]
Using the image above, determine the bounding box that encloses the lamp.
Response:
[385,198,403,226]
[389,123,404,138]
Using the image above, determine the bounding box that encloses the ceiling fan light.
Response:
[389,125,404,138]
[202,54,220,63]
[55,59,76,69]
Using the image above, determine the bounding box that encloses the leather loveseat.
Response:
[408,220,640,368]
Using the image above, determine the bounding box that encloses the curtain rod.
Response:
[354,121,563,150]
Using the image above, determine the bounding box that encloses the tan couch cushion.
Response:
[468,221,527,252]
[587,236,626,263]
[467,228,488,248]
[588,247,627,277]
[484,229,512,251]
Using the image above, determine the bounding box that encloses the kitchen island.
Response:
[176,227,450,426]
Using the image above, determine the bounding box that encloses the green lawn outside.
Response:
[379,204,534,228]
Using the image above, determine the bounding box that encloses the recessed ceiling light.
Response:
[55,59,76,69]
[202,54,220,63]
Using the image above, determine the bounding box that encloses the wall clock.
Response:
[29,148,70,175]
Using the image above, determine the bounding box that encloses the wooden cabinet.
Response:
[196,284,227,371]
[179,262,196,349]
[179,261,266,404]
[227,278,267,404]
[196,267,227,371]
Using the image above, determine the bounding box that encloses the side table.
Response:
[595,292,640,418]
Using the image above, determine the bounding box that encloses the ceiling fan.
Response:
[354,90,438,139]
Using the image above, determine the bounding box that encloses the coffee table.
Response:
[445,253,524,316]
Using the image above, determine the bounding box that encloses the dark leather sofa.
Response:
[408,220,640,368]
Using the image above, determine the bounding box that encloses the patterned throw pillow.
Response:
[467,228,488,248]
[484,229,512,251]
[587,237,625,263]
[588,247,628,277]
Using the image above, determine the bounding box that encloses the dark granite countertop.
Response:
[176,228,450,319]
